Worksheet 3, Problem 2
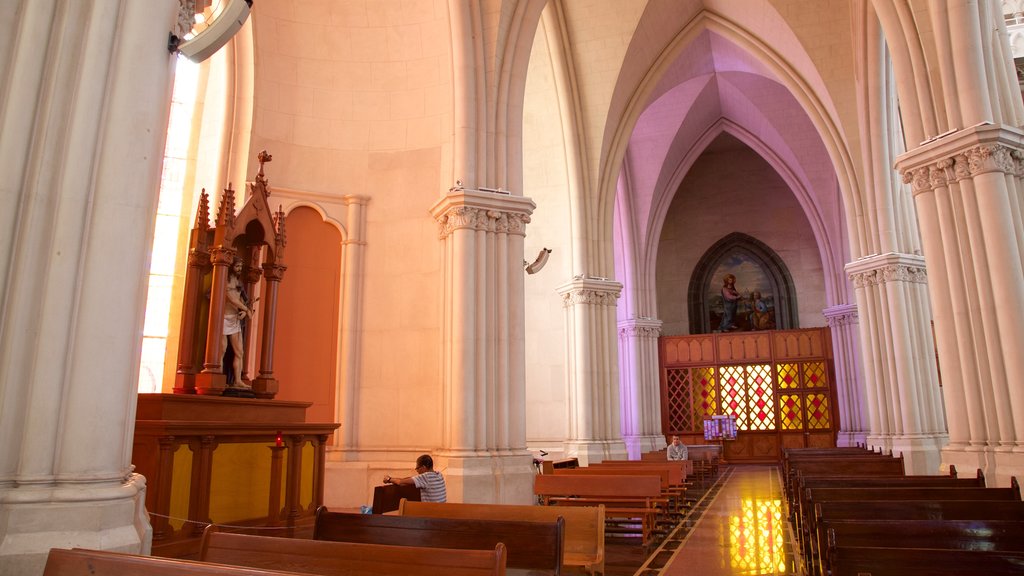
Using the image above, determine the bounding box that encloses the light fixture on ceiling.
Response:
[169,0,253,63]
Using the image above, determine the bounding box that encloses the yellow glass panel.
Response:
[729,497,787,574]
[777,363,799,389]
[210,443,275,524]
[780,394,803,431]
[803,362,828,388]
[806,394,831,429]
[698,366,717,417]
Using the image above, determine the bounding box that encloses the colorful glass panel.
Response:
[746,364,775,431]
[806,393,831,429]
[777,363,799,389]
[779,394,803,430]
[720,365,749,429]
[803,362,827,389]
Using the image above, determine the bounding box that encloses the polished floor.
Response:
[606,465,800,576]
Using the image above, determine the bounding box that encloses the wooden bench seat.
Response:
[827,545,1024,576]
[311,507,562,575]
[555,466,685,515]
[199,527,507,576]
[43,547,320,576]
[792,471,987,556]
[819,519,1024,576]
[534,474,662,547]
[397,499,605,576]
[786,456,905,505]
[803,484,1022,569]
[812,499,1024,576]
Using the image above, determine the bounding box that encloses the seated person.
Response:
[667,435,688,461]
[384,454,447,502]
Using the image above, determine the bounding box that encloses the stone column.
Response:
[337,195,369,450]
[430,189,536,503]
[0,0,179,572]
[846,254,948,474]
[896,126,1024,485]
[557,278,628,465]
[823,305,868,448]
[617,318,664,458]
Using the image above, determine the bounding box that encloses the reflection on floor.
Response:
[601,465,799,576]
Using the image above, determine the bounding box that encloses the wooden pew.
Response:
[820,519,1024,576]
[568,463,688,514]
[813,500,1024,576]
[199,527,508,576]
[792,471,986,556]
[312,507,562,575]
[397,499,606,576]
[786,456,905,508]
[804,483,1022,570]
[534,474,662,547]
[827,545,1024,576]
[638,452,696,477]
[557,463,684,512]
[43,547,317,576]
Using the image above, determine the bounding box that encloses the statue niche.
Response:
[174,151,287,399]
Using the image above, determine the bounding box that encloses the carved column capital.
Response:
[896,124,1024,195]
[556,277,622,308]
[846,252,927,288]
[823,304,858,328]
[430,189,536,240]
[617,318,663,338]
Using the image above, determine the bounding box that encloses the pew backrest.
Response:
[200,528,507,576]
[43,548,311,576]
[397,499,605,576]
[312,508,560,574]
[828,545,1024,576]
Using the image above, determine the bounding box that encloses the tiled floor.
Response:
[625,465,800,576]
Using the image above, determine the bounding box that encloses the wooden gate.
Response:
[659,328,837,463]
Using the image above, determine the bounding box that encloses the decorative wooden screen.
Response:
[659,328,836,461]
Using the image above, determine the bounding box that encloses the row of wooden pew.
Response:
[784,446,1024,576]
[45,449,715,575]
[532,452,715,548]
[45,498,609,576]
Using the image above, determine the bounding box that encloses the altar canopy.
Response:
[174,152,287,399]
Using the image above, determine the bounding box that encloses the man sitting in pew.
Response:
[384,454,447,502]
[667,436,688,461]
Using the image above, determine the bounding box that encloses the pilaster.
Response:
[556,278,627,465]
[429,188,536,502]
[846,253,948,473]
[617,318,664,458]
[823,304,868,448]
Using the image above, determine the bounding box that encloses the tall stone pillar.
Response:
[557,278,628,465]
[0,0,179,572]
[823,305,868,448]
[617,318,664,458]
[846,254,948,473]
[896,126,1024,485]
[337,195,369,450]
[430,189,536,503]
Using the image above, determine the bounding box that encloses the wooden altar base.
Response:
[133,394,339,558]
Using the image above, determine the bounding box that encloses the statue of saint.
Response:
[223,257,254,389]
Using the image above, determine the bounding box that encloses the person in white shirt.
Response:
[383,454,447,502]
[667,435,688,461]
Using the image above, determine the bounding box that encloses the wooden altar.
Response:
[133,393,340,558]
[174,151,286,398]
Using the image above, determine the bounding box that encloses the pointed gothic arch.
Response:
[687,232,797,334]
